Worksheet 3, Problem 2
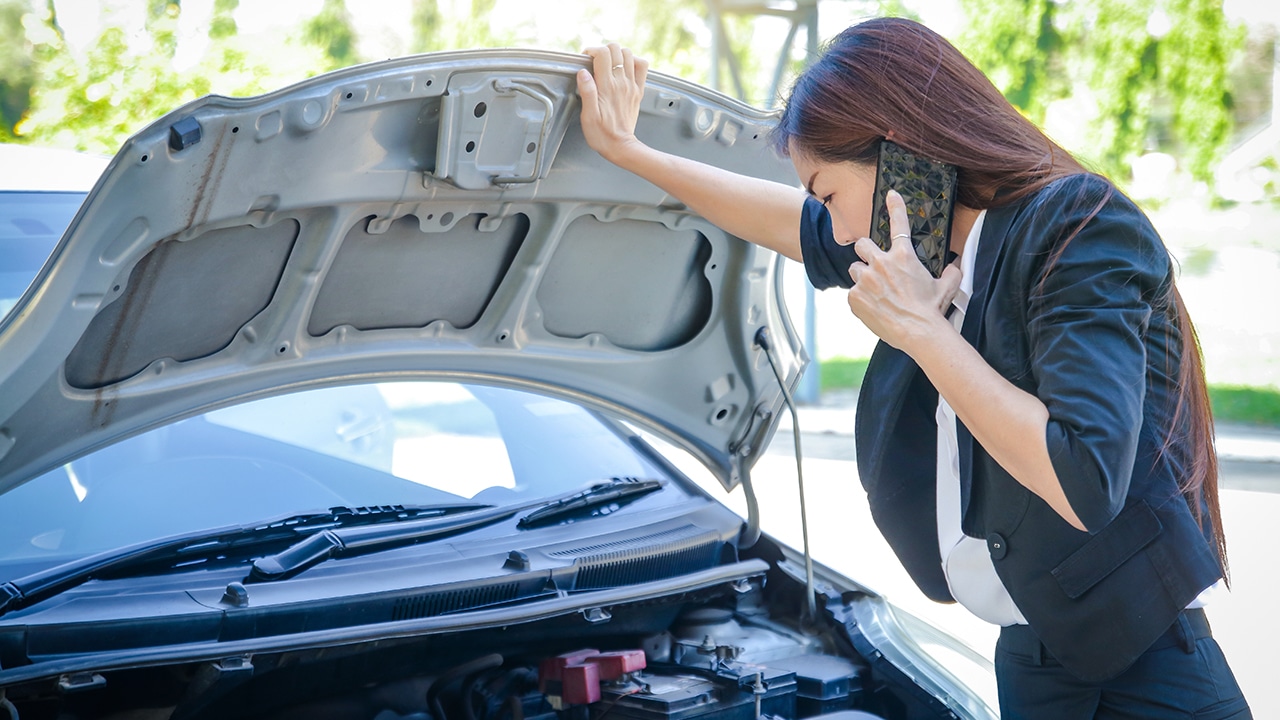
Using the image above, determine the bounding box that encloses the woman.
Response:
[575,17,1251,720]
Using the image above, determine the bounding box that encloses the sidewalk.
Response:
[782,391,1280,465]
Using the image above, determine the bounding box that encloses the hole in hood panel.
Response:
[309,213,527,336]
[65,220,299,389]
[538,217,711,351]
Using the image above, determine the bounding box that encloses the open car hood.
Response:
[0,49,804,495]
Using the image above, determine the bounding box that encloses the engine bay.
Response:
[0,538,968,720]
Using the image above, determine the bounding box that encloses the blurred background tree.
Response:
[0,0,1266,191]
[303,0,358,70]
[956,0,1244,185]
[1,1,1278,415]
[0,0,37,141]
[10,0,333,153]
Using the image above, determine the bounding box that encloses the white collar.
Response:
[952,209,986,314]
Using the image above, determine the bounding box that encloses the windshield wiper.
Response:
[250,503,520,580]
[517,477,663,528]
[0,479,669,615]
[0,503,491,618]
[255,478,667,579]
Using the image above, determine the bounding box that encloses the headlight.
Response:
[846,593,999,720]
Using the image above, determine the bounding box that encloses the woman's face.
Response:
[790,151,877,246]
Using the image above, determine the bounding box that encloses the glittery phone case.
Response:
[870,140,959,278]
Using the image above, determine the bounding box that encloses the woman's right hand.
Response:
[577,43,649,163]
[571,44,806,261]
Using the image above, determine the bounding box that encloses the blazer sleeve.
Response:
[798,196,861,290]
[1021,177,1172,533]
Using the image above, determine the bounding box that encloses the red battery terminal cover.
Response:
[538,649,647,706]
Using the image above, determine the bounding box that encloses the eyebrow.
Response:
[805,171,818,196]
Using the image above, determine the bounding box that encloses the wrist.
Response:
[601,136,649,168]
[899,313,959,361]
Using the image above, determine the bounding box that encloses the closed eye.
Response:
[821,194,833,207]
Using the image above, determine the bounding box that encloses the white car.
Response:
[0,51,996,720]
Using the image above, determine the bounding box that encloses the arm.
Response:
[844,204,1086,529]
[856,183,1164,533]
[577,44,807,262]
[906,316,1086,531]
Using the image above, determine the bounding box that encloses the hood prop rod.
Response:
[754,327,817,625]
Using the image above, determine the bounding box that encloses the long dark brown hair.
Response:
[771,17,1227,579]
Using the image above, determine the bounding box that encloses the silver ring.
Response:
[891,232,911,241]
[612,64,624,71]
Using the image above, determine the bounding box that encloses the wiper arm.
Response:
[0,503,490,618]
[254,478,667,579]
[517,477,663,528]
[250,504,519,581]
[0,479,667,614]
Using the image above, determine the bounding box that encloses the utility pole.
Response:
[704,0,822,404]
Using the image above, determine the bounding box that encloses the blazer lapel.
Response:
[956,204,1017,529]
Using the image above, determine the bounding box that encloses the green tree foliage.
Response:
[1161,0,1241,179]
[408,0,514,53]
[633,0,707,82]
[410,0,444,52]
[304,0,360,70]
[956,0,1242,184]
[209,0,237,41]
[14,0,330,154]
[956,0,1062,123]
[17,1,209,152]
[0,0,36,140]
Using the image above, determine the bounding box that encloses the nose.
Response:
[829,212,855,246]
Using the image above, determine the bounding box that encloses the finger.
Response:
[621,47,635,81]
[884,189,913,256]
[936,264,963,312]
[635,56,650,89]
[847,261,865,285]
[846,285,866,317]
[607,42,624,74]
[853,236,882,265]
[576,68,597,107]
[585,46,611,81]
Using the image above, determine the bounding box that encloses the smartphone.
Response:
[869,139,959,278]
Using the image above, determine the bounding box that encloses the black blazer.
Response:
[799,174,1223,682]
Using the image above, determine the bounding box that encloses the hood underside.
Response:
[0,49,804,494]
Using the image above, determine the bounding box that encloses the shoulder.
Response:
[995,174,1163,261]
[1006,173,1139,232]
[1028,172,1117,206]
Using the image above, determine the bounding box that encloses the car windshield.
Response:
[0,191,87,321]
[0,381,666,580]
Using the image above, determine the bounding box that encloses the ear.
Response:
[885,130,897,141]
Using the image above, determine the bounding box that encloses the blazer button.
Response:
[987,533,1008,560]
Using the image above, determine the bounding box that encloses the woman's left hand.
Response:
[847,189,963,354]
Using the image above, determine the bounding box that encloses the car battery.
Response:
[593,665,796,720]
[762,655,865,717]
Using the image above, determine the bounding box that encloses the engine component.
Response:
[665,607,818,670]
[539,648,648,706]
[765,655,866,717]
[593,665,795,720]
